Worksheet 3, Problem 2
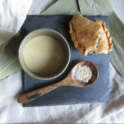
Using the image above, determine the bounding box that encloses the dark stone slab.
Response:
[20,15,110,107]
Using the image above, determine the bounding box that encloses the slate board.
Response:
[21,15,110,107]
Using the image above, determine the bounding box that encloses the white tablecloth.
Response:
[0,0,124,123]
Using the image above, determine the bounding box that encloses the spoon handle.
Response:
[18,72,72,104]
[18,83,61,104]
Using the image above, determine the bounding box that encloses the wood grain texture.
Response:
[18,72,72,103]
[18,61,98,104]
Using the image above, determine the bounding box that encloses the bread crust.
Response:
[89,19,113,53]
[69,13,101,56]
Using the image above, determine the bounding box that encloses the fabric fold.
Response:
[0,0,33,80]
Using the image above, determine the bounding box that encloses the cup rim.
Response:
[18,28,71,80]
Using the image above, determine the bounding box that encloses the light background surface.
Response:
[0,0,124,123]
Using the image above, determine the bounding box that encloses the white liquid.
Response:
[23,35,64,75]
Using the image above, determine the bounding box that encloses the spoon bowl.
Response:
[18,61,98,104]
[70,61,98,87]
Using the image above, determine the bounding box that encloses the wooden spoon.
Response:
[18,61,98,104]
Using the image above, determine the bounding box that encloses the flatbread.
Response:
[69,13,102,56]
[89,19,113,53]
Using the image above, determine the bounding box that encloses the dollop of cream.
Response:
[76,65,92,82]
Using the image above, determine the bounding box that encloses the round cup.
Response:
[18,29,70,80]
